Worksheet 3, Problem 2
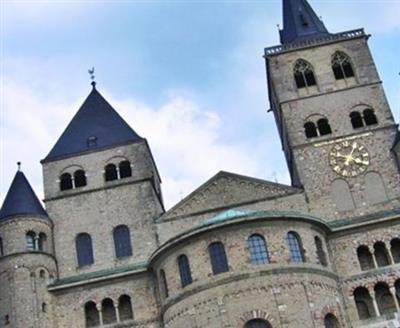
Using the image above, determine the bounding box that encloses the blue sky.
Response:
[1,0,399,209]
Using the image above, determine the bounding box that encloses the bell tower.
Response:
[265,0,400,219]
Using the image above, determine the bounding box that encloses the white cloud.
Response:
[1,80,288,209]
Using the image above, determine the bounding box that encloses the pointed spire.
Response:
[280,0,329,45]
[0,169,48,221]
[42,86,143,163]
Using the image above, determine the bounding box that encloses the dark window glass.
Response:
[390,239,400,263]
[314,236,327,266]
[374,242,390,267]
[354,287,375,319]
[105,164,118,181]
[119,295,133,321]
[304,122,318,138]
[119,160,132,179]
[287,231,305,263]
[102,298,117,325]
[38,233,47,252]
[26,231,36,250]
[324,314,340,328]
[76,233,94,267]
[363,109,378,126]
[317,118,332,136]
[208,242,229,274]
[74,170,87,188]
[178,254,193,287]
[248,234,269,265]
[60,173,73,191]
[332,51,355,80]
[294,60,316,89]
[244,319,272,328]
[294,72,306,88]
[357,246,375,271]
[305,70,316,86]
[350,111,364,129]
[85,301,100,327]
[0,237,3,256]
[113,225,132,258]
[160,269,169,298]
[332,63,345,80]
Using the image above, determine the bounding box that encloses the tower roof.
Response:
[43,84,143,163]
[280,0,330,45]
[0,170,48,221]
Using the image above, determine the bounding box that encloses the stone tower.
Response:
[264,0,400,220]
[40,82,164,279]
[0,168,56,328]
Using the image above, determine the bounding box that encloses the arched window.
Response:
[324,313,340,328]
[84,301,100,327]
[391,238,400,263]
[26,231,36,250]
[357,246,375,271]
[74,170,87,188]
[113,225,132,258]
[39,269,46,279]
[314,236,327,266]
[76,233,94,267]
[160,269,169,298]
[375,282,397,315]
[0,237,3,256]
[60,173,73,191]
[294,59,317,89]
[244,319,272,328]
[38,233,47,252]
[208,242,229,275]
[178,254,193,287]
[363,109,378,126]
[119,295,133,321]
[331,179,355,212]
[105,164,118,181]
[374,242,390,267]
[354,287,376,319]
[119,160,132,179]
[287,231,305,263]
[102,298,117,325]
[304,122,318,138]
[317,118,332,136]
[42,302,47,313]
[350,111,364,129]
[248,234,269,265]
[332,51,355,80]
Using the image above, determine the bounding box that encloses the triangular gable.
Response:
[161,171,301,220]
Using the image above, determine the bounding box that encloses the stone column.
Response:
[114,303,120,323]
[370,246,378,269]
[96,304,103,326]
[34,236,39,251]
[390,287,400,312]
[372,291,381,317]
[387,243,395,265]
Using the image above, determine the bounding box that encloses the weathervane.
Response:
[88,67,96,86]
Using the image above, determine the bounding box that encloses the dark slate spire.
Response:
[280,0,329,45]
[43,84,143,163]
[0,169,48,221]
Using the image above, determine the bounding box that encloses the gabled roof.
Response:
[160,171,302,221]
[43,83,143,163]
[0,170,48,221]
[280,0,330,45]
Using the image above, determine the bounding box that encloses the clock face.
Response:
[329,141,369,177]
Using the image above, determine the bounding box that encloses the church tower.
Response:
[41,82,164,279]
[264,0,400,219]
[0,168,57,328]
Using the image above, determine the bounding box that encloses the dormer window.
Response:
[87,136,97,148]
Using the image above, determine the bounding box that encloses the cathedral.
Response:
[1,0,400,327]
